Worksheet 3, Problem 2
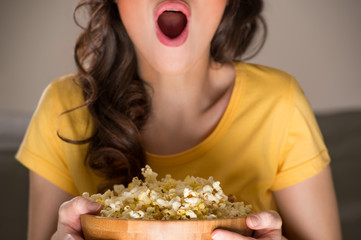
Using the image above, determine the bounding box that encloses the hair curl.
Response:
[69,0,266,191]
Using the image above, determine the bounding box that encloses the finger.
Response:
[52,232,85,240]
[246,210,282,230]
[58,196,102,233]
[211,229,251,240]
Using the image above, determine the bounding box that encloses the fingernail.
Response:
[88,202,102,212]
[65,234,76,240]
[211,231,219,239]
[249,214,260,227]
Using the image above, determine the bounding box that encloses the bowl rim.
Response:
[80,214,253,238]
[81,214,248,222]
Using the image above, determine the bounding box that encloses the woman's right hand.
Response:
[51,196,102,240]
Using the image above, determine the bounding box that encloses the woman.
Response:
[17,0,341,239]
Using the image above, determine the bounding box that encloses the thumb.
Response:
[58,196,102,233]
[211,229,250,240]
[52,232,86,240]
[246,211,282,230]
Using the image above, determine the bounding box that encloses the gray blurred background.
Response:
[0,0,360,239]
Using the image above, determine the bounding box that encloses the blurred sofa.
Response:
[1,110,360,239]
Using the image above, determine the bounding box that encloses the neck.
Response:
[138,56,221,115]
[137,55,235,155]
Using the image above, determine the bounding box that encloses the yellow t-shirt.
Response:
[16,62,330,212]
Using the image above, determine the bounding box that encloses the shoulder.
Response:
[41,75,92,139]
[39,74,84,112]
[44,74,83,101]
[31,74,86,134]
[233,62,300,102]
[234,62,293,79]
[234,62,295,88]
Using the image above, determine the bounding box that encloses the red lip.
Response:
[154,1,191,47]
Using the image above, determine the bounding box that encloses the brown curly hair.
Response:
[68,0,266,191]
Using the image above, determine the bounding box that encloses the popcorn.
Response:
[129,210,145,219]
[172,201,181,211]
[83,165,252,220]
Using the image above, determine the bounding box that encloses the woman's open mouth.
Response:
[155,1,190,47]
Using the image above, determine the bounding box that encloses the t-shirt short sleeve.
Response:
[15,80,79,196]
[271,78,330,191]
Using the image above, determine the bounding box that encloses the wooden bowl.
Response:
[81,215,253,240]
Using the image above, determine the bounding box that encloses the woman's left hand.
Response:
[211,210,284,240]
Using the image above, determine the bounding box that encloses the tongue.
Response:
[157,11,187,39]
